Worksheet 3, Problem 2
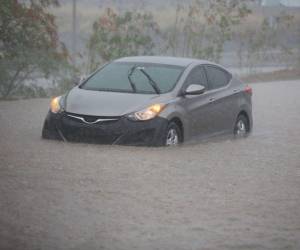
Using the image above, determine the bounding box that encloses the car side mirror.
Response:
[184,84,206,95]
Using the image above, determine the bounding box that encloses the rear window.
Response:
[205,65,231,89]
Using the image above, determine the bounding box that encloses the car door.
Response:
[179,65,216,137]
[204,65,236,134]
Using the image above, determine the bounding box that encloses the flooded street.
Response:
[0,80,300,250]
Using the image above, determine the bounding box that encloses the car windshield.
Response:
[80,62,184,94]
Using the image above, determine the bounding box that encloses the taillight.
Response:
[245,85,252,95]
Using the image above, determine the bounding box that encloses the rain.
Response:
[0,1,300,249]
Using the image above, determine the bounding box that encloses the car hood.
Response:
[65,87,165,116]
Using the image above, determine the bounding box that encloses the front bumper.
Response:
[42,111,168,146]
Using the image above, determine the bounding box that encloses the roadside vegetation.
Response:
[0,0,73,99]
[0,0,299,99]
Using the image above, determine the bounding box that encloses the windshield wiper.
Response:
[127,66,137,93]
[136,67,161,94]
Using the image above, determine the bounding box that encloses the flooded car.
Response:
[42,56,253,146]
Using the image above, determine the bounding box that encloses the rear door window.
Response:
[205,65,231,90]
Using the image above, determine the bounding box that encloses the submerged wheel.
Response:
[234,114,249,137]
[165,122,182,146]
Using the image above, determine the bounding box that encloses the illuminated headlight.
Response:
[128,104,166,121]
[50,96,64,113]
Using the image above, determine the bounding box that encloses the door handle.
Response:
[209,97,215,102]
[233,89,239,93]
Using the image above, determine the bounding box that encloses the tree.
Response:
[0,0,69,99]
[87,8,160,71]
[166,0,251,62]
[234,11,297,73]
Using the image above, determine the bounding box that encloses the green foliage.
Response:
[87,8,160,71]
[166,0,251,62]
[0,0,69,99]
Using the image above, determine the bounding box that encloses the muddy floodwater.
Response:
[0,80,300,250]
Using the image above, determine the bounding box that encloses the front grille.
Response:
[60,113,122,144]
[65,112,121,125]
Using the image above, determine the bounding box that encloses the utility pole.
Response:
[72,0,77,60]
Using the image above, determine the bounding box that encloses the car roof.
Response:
[114,56,213,67]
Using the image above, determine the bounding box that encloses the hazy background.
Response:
[53,0,300,68]
[1,0,299,99]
